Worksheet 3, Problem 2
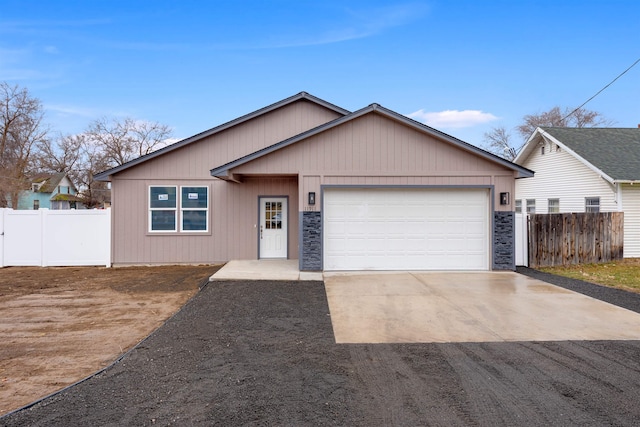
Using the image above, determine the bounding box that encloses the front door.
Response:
[259,197,287,258]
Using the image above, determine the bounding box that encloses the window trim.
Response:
[548,198,560,213]
[585,197,600,213]
[148,185,210,234]
[149,185,178,232]
[179,186,209,233]
[526,199,536,214]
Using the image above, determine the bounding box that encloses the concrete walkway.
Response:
[210,259,323,281]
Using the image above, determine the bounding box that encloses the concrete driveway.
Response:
[324,271,640,343]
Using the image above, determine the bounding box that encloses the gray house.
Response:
[95,93,532,270]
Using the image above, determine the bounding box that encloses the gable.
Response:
[113,99,345,180]
[516,127,640,183]
[227,111,520,177]
[515,134,619,213]
[95,92,349,181]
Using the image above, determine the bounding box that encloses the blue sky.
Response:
[2,0,639,149]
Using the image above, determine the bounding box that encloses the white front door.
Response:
[259,197,287,258]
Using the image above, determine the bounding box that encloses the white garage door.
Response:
[323,188,489,270]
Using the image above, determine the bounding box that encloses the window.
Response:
[149,186,177,232]
[33,200,39,210]
[515,199,522,213]
[526,199,536,214]
[149,185,209,232]
[181,186,208,232]
[586,197,600,213]
[541,145,545,155]
[548,198,560,213]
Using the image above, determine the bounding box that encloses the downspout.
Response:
[616,183,623,212]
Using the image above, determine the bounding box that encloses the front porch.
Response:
[210,259,323,281]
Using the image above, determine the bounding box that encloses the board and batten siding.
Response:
[621,185,640,257]
[516,143,617,213]
[116,100,343,181]
[109,99,336,265]
[232,113,517,212]
[111,177,298,265]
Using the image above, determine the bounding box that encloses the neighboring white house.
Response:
[515,127,640,257]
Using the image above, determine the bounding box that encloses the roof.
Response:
[515,127,640,182]
[94,92,350,181]
[32,173,70,193]
[210,103,534,179]
[50,193,84,202]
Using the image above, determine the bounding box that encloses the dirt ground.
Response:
[2,279,640,426]
[0,264,219,416]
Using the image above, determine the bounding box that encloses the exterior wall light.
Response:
[308,192,316,205]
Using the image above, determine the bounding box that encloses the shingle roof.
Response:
[540,127,640,181]
[32,172,66,193]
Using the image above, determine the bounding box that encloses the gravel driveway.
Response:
[2,272,640,426]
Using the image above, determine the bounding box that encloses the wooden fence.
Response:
[528,212,624,268]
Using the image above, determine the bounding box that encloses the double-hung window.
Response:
[149,185,209,232]
[526,199,536,214]
[548,198,559,213]
[585,197,600,213]
[515,199,522,213]
[181,186,208,232]
[149,186,178,231]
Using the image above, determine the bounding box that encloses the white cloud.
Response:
[45,104,98,118]
[407,109,499,128]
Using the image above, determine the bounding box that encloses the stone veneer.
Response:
[493,211,515,270]
[301,210,515,271]
[300,211,322,271]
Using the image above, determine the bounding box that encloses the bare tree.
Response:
[76,139,112,209]
[35,133,83,175]
[73,117,173,207]
[85,117,172,166]
[483,126,517,160]
[0,82,49,207]
[516,106,613,140]
[483,106,613,160]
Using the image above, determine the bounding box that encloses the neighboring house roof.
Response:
[515,127,640,183]
[32,172,67,193]
[50,193,84,202]
[94,92,351,181]
[210,103,534,179]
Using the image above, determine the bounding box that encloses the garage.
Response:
[323,188,490,271]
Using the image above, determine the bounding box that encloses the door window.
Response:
[264,201,282,229]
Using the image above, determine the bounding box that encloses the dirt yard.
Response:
[0,264,219,416]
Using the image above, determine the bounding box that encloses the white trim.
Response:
[179,186,209,233]
[148,185,178,232]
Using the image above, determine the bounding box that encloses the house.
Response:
[514,127,640,257]
[17,173,85,210]
[94,92,533,270]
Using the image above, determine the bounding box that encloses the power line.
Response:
[563,57,640,122]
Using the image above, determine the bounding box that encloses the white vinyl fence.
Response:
[0,208,111,267]
[515,213,528,267]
